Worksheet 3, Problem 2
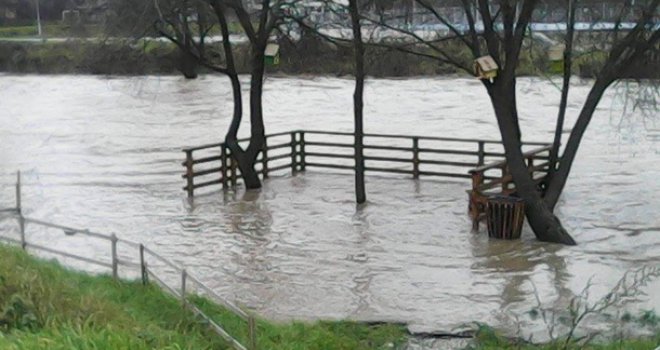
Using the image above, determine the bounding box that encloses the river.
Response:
[0,74,658,342]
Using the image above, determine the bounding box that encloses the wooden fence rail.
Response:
[0,172,257,350]
[467,145,553,230]
[181,129,550,197]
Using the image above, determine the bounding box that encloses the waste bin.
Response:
[485,195,525,240]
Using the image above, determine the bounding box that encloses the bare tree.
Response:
[349,0,367,204]
[356,0,659,245]
[157,0,288,189]
[283,0,369,203]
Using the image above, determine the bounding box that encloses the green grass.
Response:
[468,324,660,350]
[0,244,407,349]
[0,24,69,38]
[0,23,102,38]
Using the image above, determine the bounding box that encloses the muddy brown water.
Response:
[0,75,658,342]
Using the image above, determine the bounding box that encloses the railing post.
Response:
[139,244,148,286]
[16,171,26,250]
[290,132,297,174]
[299,131,306,172]
[111,233,118,279]
[477,141,485,166]
[412,137,420,179]
[230,155,238,188]
[181,269,187,306]
[248,315,257,350]
[262,138,269,179]
[470,170,484,231]
[221,144,228,190]
[501,165,509,192]
[184,150,194,197]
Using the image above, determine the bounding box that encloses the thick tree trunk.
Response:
[489,82,577,245]
[349,0,366,204]
[223,49,267,191]
[224,71,261,189]
[179,50,198,79]
[214,2,264,190]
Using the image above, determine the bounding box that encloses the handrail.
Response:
[181,131,294,153]
[0,172,258,350]
[142,245,183,272]
[180,129,553,197]
[186,272,250,321]
[469,145,553,174]
[23,217,113,241]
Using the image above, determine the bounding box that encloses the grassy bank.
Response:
[2,243,656,349]
[0,35,595,77]
[0,244,406,349]
[468,323,660,350]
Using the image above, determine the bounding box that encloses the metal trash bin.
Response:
[485,195,525,240]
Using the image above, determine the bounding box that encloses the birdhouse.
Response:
[474,55,499,80]
[265,43,280,66]
[548,44,565,74]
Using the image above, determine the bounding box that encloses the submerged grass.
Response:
[468,323,660,350]
[0,244,407,349]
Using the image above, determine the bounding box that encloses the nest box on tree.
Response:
[265,43,280,66]
[474,55,499,80]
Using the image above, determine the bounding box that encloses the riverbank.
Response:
[0,244,407,349]
[0,36,602,77]
[1,244,658,349]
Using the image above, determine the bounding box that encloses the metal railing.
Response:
[181,129,550,197]
[0,171,257,350]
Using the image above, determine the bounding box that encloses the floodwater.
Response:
[0,75,659,342]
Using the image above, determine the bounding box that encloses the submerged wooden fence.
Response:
[181,130,553,227]
[182,129,550,196]
[0,172,257,350]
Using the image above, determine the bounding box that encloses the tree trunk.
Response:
[213,1,265,190]
[179,50,198,79]
[489,82,577,245]
[349,0,366,204]
[548,0,576,182]
[223,51,266,191]
[544,78,612,209]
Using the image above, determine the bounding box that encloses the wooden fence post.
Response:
[299,131,306,172]
[221,144,228,190]
[501,165,509,192]
[181,269,187,306]
[412,137,420,179]
[16,171,26,250]
[262,139,269,179]
[290,132,297,174]
[111,234,118,279]
[139,244,148,285]
[230,155,238,188]
[184,150,194,197]
[248,315,257,350]
[469,170,485,231]
[478,141,485,166]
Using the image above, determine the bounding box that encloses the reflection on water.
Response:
[0,75,658,338]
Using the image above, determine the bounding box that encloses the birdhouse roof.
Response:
[265,44,280,56]
[475,56,498,71]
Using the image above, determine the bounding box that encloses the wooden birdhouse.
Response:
[265,43,280,66]
[474,55,499,80]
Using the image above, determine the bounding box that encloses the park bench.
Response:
[467,145,553,230]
